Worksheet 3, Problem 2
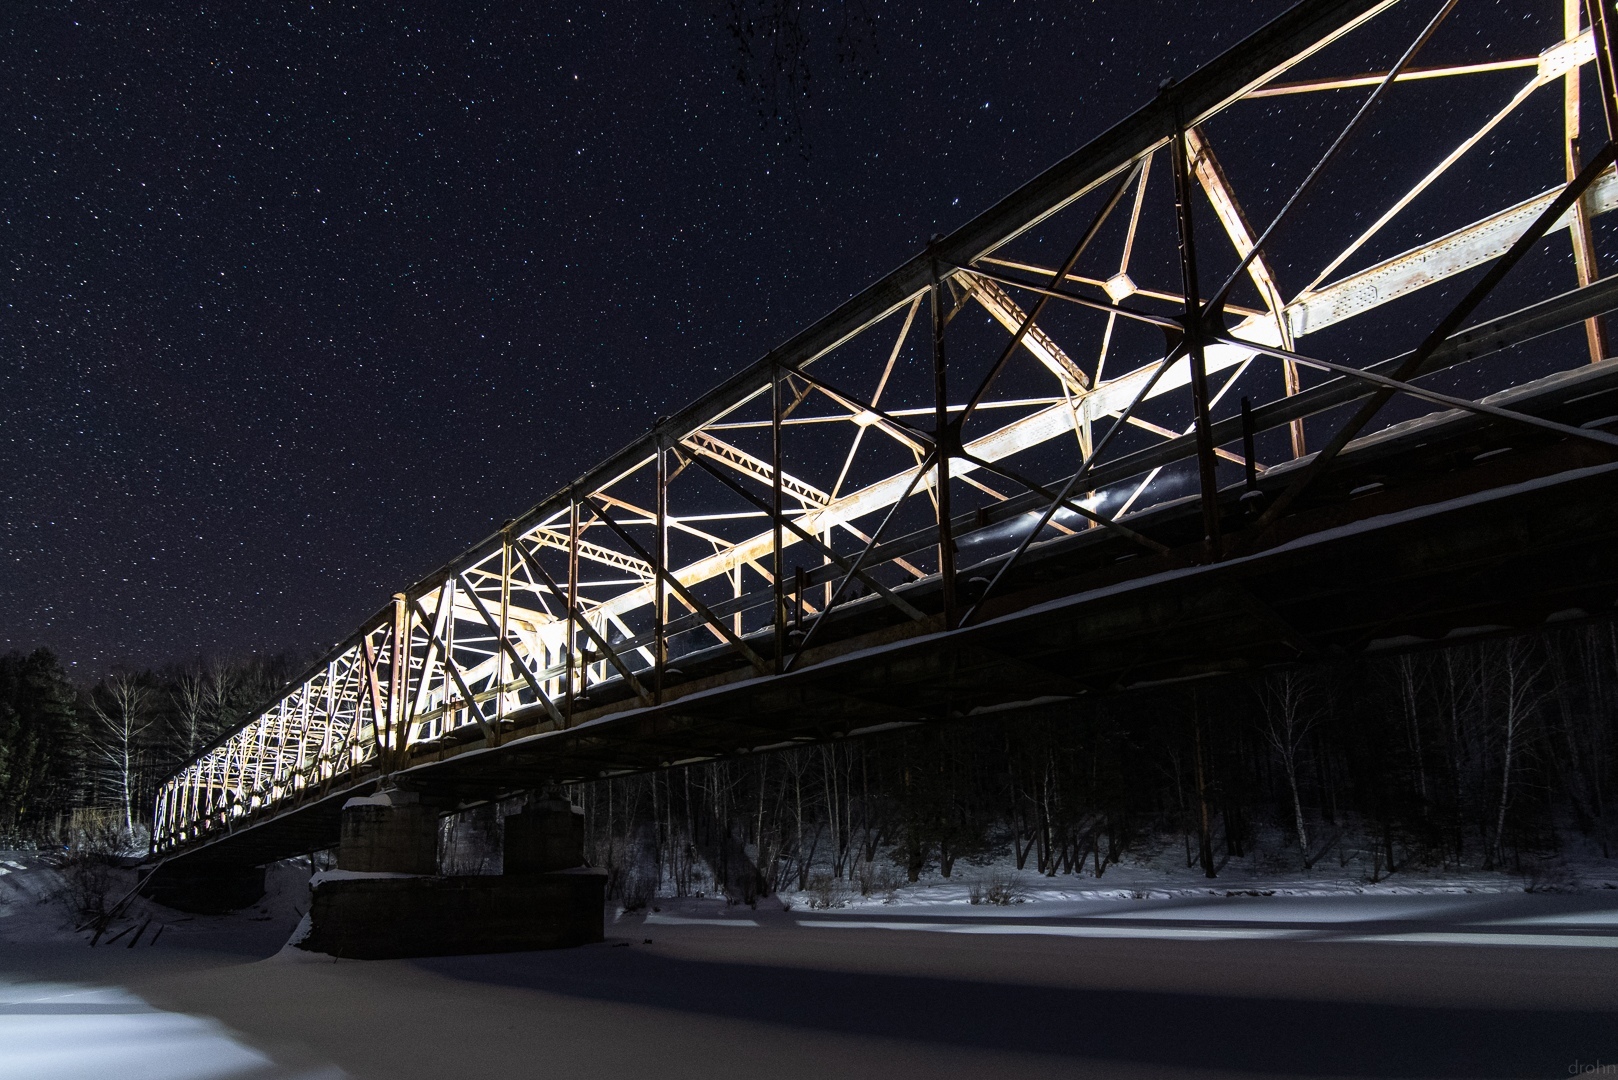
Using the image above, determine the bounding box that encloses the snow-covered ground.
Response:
[1,849,1616,1079]
[0,852,339,1079]
[0,849,313,951]
[644,886,1618,952]
[764,816,1618,908]
[776,864,1600,910]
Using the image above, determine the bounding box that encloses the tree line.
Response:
[0,648,301,845]
[6,615,1617,891]
[577,620,1618,904]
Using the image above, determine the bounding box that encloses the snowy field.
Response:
[2,852,1617,1079]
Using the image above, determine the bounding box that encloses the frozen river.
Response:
[2,856,1616,1079]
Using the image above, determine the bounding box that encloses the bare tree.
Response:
[1258,669,1320,866]
[1485,638,1545,868]
[1192,696,1216,878]
[782,747,821,889]
[752,754,788,895]
[1396,654,1429,810]
[204,657,237,735]
[171,666,207,758]
[820,741,857,878]
[1441,645,1483,864]
[90,673,154,839]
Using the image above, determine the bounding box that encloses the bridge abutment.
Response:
[141,860,265,914]
[301,789,604,959]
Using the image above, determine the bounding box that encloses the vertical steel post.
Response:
[1571,0,1609,362]
[205,766,216,830]
[772,367,786,672]
[252,710,267,803]
[1587,0,1618,136]
[1284,363,1307,460]
[1171,99,1224,559]
[497,530,510,741]
[320,661,335,775]
[1241,396,1258,492]
[567,498,580,725]
[296,682,311,782]
[389,592,408,775]
[930,270,958,629]
[442,577,457,735]
[152,790,165,853]
[654,442,668,703]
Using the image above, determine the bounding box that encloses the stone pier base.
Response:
[298,787,603,959]
[299,869,606,959]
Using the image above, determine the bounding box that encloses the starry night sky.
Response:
[5,0,1521,674]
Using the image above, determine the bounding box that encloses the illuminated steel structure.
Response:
[155,0,1618,857]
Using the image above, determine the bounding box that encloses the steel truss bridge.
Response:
[155,0,1618,867]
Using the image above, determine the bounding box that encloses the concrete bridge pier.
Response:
[301,789,604,959]
[502,794,585,874]
[336,789,439,874]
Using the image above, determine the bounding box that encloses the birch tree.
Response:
[204,657,237,735]
[1486,639,1544,869]
[90,673,153,839]
[1258,670,1319,866]
[171,667,207,758]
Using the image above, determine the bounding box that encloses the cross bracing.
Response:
[155,0,1618,855]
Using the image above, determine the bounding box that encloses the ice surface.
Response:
[1486,909,1618,926]
[0,977,345,1080]
[795,920,1313,941]
[644,912,759,927]
[1340,931,1618,948]
[0,848,1614,1078]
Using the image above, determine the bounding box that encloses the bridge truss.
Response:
[156,0,1618,857]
